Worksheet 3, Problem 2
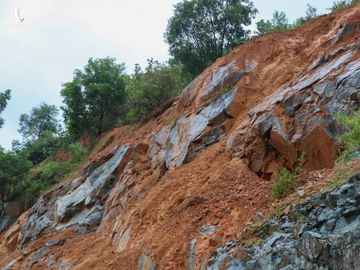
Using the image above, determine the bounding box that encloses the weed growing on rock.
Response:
[337,110,360,161]
[295,214,306,234]
[330,110,360,189]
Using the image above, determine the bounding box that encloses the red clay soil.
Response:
[1,4,360,270]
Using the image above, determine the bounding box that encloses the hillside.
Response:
[1,4,360,270]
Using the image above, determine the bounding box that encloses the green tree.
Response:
[18,103,60,141]
[0,89,11,128]
[17,103,62,164]
[293,4,318,27]
[125,59,190,122]
[165,0,257,76]
[0,148,32,202]
[256,10,291,35]
[61,57,128,139]
[257,4,318,35]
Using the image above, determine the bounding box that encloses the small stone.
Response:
[254,212,263,224]
[297,190,305,198]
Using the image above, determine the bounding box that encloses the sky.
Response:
[0,0,335,149]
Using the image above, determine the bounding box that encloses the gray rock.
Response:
[297,190,305,198]
[333,22,360,44]
[205,173,360,270]
[202,61,245,98]
[19,145,132,246]
[164,89,236,170]
[200,225,217,236]
[188,239,197,270]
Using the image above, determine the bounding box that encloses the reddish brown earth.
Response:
[1,4,360,270]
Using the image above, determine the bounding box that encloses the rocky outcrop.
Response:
[205,173,360,269]
[149,88,238,171]
[19,145,133,245]
[0,201,23,233]
[227,41,360,177]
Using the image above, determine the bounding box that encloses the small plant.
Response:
[271,168,298,201]
[337,110,360,161]
[295,214,306,234]
[327,110,360,190]
[259,208,282,238]
[271,152,306,201]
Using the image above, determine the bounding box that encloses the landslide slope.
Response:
[1,4,360,270]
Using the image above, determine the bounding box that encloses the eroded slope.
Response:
[1,4,360,270]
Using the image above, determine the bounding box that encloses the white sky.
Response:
[0,0,334,149]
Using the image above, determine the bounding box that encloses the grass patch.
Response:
[329,159,360,189]
[328,110,360,190]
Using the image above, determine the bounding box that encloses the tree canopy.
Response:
[0,89,11,129]
[18,103,59,141]
[125,59,190,122]
[0,148,32,202]
[61,57,128,139]
[165,0,257,76]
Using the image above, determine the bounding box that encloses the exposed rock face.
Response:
[149,89,238,171]
[207,173,360,270]
[19,145,133,245]
[227,43,360,177]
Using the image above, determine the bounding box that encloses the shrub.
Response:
[0,149,32,202]
[68,142,87,162]
[125,59,190,122]
[271,168,298,200]
[337,110,360,161]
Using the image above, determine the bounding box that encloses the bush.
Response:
[271,168,298,200]
[337,110,360,161]
[4,140,87,208]
[0,149,32,202]
[68,143,87,162]
[21,157,83,208]
[125,59,190,122]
